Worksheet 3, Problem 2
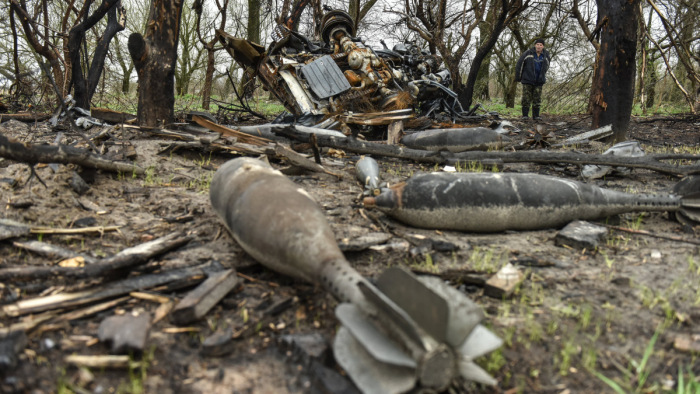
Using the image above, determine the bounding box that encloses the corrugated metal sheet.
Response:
[300,55,351,99]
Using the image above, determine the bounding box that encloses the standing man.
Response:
[515,38,551,120]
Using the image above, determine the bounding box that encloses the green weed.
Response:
[591,324,662,393]
[468,247,504,274]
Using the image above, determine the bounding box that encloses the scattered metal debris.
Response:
[364,172,700,232]
[210,158,503,392]
[522,124,553,149]
[554,220,608,250]
[49,95,105,129]
[582,140,646,179]
[217,9,494,136]
[562,124,613,144]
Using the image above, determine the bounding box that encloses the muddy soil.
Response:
[0,113,699,394]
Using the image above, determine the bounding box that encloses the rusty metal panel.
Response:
[301,55,351,99]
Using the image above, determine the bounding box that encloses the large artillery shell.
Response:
[400,127,510,152]
[365,172,685,232]
[209,158,368,304]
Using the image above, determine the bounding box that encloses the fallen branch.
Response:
[0,232,192,281]
[270,143,344,178]
[271,127,700,176]
[65,355,140,369]
[192,115,271,146]
[0,113,52,123]
[603,224,700,245]
[30,225,121,235]
[0,134,144,174]
[1,260,219,317]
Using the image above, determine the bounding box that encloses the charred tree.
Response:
[128,0,185,127]
[590,0,641,142]
[68,0,126,109]
[194,0,229,110]
[239,0,261,99]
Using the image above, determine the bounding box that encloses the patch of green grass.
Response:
[591,324,663,393]
[410,253,439,273]
[467,246,504,274]
[117,348,155,394]
[558,337,579,376]
[676,363,700,394]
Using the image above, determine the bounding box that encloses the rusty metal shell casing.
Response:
[209,158,369,305]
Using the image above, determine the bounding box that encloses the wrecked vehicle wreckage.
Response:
[216,9,493,136]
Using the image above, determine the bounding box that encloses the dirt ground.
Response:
[0,112,699,394]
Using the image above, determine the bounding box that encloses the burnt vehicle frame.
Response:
[216,9,490,134]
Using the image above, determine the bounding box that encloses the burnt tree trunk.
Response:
[69,0,125,109]
[505,79,517,107]
[591,0,641,142]
[128,0,184,127]
[201,50,216,110]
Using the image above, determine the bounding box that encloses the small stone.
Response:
[278,332,330,367]
[98,313,152,354]
[555,220,607,250]
[70,172,90,195]
[0,330,27,370]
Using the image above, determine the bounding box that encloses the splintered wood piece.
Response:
[170,269,240,325]
[65,355,140,369]
[98,313,152,354]
[0,232,191,281]
[673,334,700,353]
[387,120,403,145]
[1,261,216,317]
[90,107,137,124]
[192,115,271,146]
[272,144,343,178]
[12,240,97,264]
[0,133,144,175]
[0,222,30,241]
[484,263,525,299]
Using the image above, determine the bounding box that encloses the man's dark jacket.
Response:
[515,47,551,86]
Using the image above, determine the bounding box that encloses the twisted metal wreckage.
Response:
[216,8,494,136]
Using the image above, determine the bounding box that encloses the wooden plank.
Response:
[90,107,137,124]
[387,120,404,145]
[484,263,525,299]
[192,115,271,146]
[65,355,139,369]
[170,269,241,325]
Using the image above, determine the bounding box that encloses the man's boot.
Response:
[532,107,541,121]
[521,107,529,120]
